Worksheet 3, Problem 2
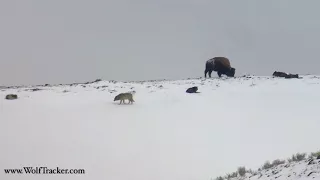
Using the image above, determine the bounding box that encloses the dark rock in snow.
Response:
[30,88,41,91]
[307,172,314,177]
[308,160,314,165]
[93,79,102,83]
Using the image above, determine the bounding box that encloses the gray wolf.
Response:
[5,94,18,100]
[204,57,236,78]
[114,93,135,104]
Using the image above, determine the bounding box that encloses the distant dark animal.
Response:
[285,74,299,79]
[186,86,199,93]
[273,71,299,79]
[5,94,18,100]
[204,57,235,78]
[273,71,287,77]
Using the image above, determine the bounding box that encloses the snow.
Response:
[233,158,320,180]
[0,75,320,180]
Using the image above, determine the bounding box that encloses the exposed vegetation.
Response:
[261,159,286,170]
[310,150,320,158]
[237,166,246,177]
[225,172,238,180]
[287,153,306,163]
[212,150,319,180]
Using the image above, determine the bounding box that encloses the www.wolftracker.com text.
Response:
[4,167,85,175]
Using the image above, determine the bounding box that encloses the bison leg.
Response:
[204,69,208,78]
[205,69,213,78]
[208,70,212,78]
[217,71,222,77]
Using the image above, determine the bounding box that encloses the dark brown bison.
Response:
[204,57,235,78]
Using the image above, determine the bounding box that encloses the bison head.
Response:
[226,68,236,77]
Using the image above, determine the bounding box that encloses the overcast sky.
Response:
[1,0,320,86]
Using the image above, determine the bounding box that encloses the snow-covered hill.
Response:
[217,156,320,180]
[1,75,320,180]
[255,158,320,180]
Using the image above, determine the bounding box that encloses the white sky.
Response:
[1,0,320,86]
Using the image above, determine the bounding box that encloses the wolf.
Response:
[186,86,199,93]
[273,71,287,78]
[273,71,299,79]
[5,94,18,100]
[114,93,135,104]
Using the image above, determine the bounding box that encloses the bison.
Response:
[204,57,235,78]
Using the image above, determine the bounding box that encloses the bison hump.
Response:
[213,57,231,68]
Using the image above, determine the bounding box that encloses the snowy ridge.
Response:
[224,158,320,180]
[2,75,320,93]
